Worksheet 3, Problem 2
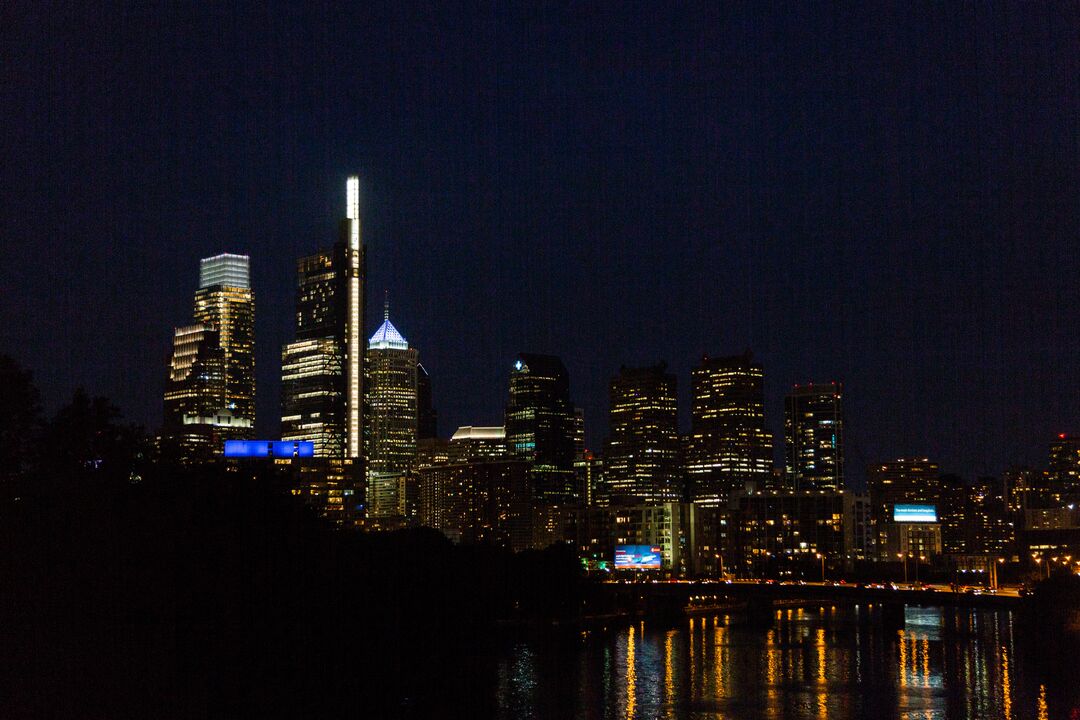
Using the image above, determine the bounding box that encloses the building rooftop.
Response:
[370,298,409,350]
[369,318,408,350]
[199,253,250,289]
[452,426,506,441]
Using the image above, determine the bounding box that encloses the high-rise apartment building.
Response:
[940,475,1014,558]
[417,458,533,551]
[867,458,940,559]
[449,426,509,463]
[505,353,577,503]
[1047,433,1080,504]
[685,352,773,505]
[784,382,844,492]
[605,363,681,503]
[281,338,345,457]
[730,490,847,575]
[1003,466,1045,513]
[164,325,224,424]
[364,305,418,517]
[281,177,367,461]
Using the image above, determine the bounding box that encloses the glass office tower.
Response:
[193,253,255,430]
[685,352,773,505]
[365,305,418,517]
[505,353,577,503]
[784,382,844,492]
[281,177,367,461]
[605,363,681,503]
[162,253,254,462]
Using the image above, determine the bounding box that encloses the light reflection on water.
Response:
[493,606,1071,720]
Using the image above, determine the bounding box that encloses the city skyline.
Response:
[5,3,1079,487]
[158,215,1073,499]
[9,161,1080,486]
[5,5,1080,718]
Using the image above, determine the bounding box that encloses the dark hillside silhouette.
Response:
[0,356,582,718]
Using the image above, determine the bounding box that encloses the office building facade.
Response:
[281,176,367,462]
[193,253,255,427]
[605,363,681,503]
[685,352,773,505]
[867,458,941,560]
[1047,433,1080,504]
[417,459,533,551]
[364,307,418,518]
[784,382,844,491]
[162,254,255,461]
[279,177,366,520]
[505,353,577,503]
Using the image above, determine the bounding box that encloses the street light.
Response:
[992,557,1005,590]
[898,552,907,584]
[816,553,825,583]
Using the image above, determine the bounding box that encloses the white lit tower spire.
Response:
[345,175,364,460]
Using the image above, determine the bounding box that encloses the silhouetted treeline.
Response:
[1019,570,1080,688]
[0,355,584,718]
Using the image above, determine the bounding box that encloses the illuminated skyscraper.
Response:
[281,338,344,457]
[605,363,681,503]
[505,353,577,503]
[279,177,366,521]
[1047,433,1080,504]
[193,253,255,429]
[685,352,773,505]
[784,382,844,491]
[281,176,367,461]
[573,407,589,501]
[162,324,232,460]
[364,303,418,517]
[162,253,254,462]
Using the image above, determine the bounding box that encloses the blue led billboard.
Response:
[614,545,663,569]
[893,504,937,523]
[223,440,315,458]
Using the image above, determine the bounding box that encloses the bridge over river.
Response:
[591,580,1021,629]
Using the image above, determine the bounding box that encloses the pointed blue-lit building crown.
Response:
[369,300,408,350]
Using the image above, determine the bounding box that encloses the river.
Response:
[489,606,1076,719]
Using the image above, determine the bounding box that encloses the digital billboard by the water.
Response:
[614,545,662,569]
[893,504,937,523]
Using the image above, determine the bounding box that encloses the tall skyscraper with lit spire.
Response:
[281,177,367,461]
[364,299,418,517]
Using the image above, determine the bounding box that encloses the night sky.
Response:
[3,3,1078,485]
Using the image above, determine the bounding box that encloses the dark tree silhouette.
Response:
[38,388,150,492]
[0,366,587,718]
[0,355,42,500]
